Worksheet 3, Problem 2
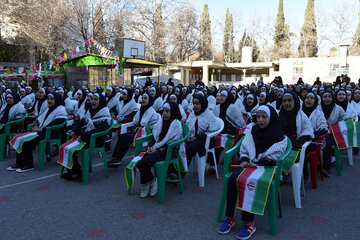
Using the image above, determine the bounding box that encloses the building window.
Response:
[293,67,303,74]
[226,74,231,81]
[329,64,349,77]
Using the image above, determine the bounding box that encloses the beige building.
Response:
[166,55,360,86]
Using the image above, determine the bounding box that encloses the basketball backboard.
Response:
[123,38,145,60]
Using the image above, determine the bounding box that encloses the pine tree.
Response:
[298,0,318,57]
[222,9,234,62]
[200,4,212,60]
[237,30,260,62]
[113,15,124,51]
[152,3,166,63]
[273,0,291,59]
[350,6,360,55]
[93,4,107,47]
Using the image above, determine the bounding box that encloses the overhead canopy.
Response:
[62,54,163,68]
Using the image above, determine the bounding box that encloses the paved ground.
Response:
[0,140,360,240]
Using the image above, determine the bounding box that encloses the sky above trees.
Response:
[192,0,359,55]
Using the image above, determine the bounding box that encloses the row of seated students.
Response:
[2,82,352,239]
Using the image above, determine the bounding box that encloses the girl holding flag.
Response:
[8,92,67,173]
[136,101,183,198]
[63,93,111,180]
[218,105,287,240]
[107,93,159,167]
[320,91,346,176]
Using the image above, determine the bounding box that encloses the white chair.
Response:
[291,141,312,209]
[193,117,224,187]
[347,148,353,166]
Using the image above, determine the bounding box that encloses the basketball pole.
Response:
[158,67,160,87]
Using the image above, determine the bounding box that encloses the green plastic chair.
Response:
[133,123,190,204]
[79,123,113,185]
[0,112,28,162]
[38,120,68,171]
[217,137,292,236]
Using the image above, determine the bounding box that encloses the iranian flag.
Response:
[354,121,360,147]
[57,138,86,169]
[331,118,354,149]
[179,142,188,172]
[215,134,235,150]
[237,166,276,215]
[238,123,254,135]
[131,126,152,147]
[125,152,146,191]
[112,118,122,129]
[10,132,39,153]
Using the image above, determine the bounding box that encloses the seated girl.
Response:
[279,92,314,150]
[320,91,346,176]
[148,87,164,113]
[218,105,287,240]
[59,88,77,114]
[258,91,270,106]
[107,93,159,167]
[168,94,187,122]
[115,88,139,123]
[19,88,32,109]
[350,89,360,118]
[243,93,259,123]
[63,93,112,180]
[167,95,219,183]
[136,101,183,198]
[24,88,48,131]
[301,92,328,182]
[106,86,119,115]
[214,90,246,134]
[335,89,357,121]
[7,92,67,173]
[0,92,26,133]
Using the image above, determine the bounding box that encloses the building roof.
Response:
[62,54,163,68]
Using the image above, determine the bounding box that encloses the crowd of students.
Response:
[2,75,358,239]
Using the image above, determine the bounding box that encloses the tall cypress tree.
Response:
[93,4,107,47]
[222,9,234,62]
[350,7,360,55]
[200,4,212,60]
[153,3,166,63]
[273,0,291,59]
[298,0,318,57]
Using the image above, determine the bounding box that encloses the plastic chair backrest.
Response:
[223,136,244,178]
[205,117,224,149]
[89,122,113,148]
[44,118,68,140]
[273,137,292,188]
[164,123,189,165]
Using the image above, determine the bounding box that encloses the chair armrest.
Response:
[45,120,67,139]
[134,134,154,156]
[5,113,27,134]
[121,122,135,134]
[222,138,243,178]
[89,124,113,148]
